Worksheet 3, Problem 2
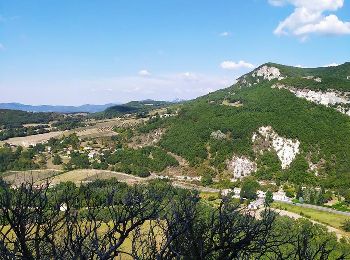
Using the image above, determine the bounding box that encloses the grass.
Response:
[326,202,350,213]
[48,169,143,185]
[1,219,160,259]
[199,191,220,201]
[272,202,350,231]
[199,191,223,207]
[3,169,62,186]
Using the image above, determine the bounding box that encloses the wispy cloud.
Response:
[1,72,235,105]
[138,69,151,77]
[80,72,233,103]
[269,0,350,39]
[220,60,255,70]
[219,31,231,37]
[0,43,5,51]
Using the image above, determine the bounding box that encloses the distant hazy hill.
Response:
[157,62,350,188]
[0,103,116,113]
[0,109,58,128]
[99,100,175,118]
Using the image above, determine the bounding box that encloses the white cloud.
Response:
[138,69,151,77]
[179,72,198,80]
[295,15,350,36]
[295,64,304,68]
[270,0,350,38]
[220,60,255,70]
[323,63,340,67]
[219,31,231,37]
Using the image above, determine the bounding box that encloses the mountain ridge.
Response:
[156,62,350,188]
[0,102,117,113]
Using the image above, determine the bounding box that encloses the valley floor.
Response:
[4,168,350,240]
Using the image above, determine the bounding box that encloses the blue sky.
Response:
[0,0,349,105]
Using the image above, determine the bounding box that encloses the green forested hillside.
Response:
[94,100,174,119]
[0,109,57,128]
[157,63,350,188]
[272,62,350,79]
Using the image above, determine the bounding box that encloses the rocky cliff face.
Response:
[252,126,300,169]
[252,66,285,81]
[227,155,257,179]
[273,84,350,116]
[237,65,286,87]
[227,126,300,179]
[160,62,350,185]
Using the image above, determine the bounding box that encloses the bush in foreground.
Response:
[0,178,349,259]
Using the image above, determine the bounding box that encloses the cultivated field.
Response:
[3,169,62,186]
[47,169,146,186]
[0,117,146,147]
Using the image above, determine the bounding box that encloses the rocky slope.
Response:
[157,62,350,188]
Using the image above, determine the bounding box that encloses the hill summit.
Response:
[155,62,350,188]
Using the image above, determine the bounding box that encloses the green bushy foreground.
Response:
[0,179,349,259]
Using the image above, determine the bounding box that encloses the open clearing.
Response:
[47,169,146,186]
[272,202,350,238]
[3,169,62,186]
[1,169,147,186]
[0,117,146,147]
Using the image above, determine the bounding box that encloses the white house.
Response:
[273,190,291,202]
[88,151,99,159]
[60,203,68,212]
[257,190,266,199]
[233,187,241,195]
[248,199,264,210]
[221,189,232,196]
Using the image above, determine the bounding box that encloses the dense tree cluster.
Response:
[106,146,179,177]
[279,77,350,91]
[137,116,169,134]
[0,146,39,172]
[47,134,80,152]
[52,154,63,165]
[0,179,349,259]
[65,151,90,170]
[296,186,331,206]
[270,62,350,81]
[0,109,57,128]
[51,117,86,131]
[240,177,260,200]
[0,125,50,141]
[46,134,179,177]
[0,109,86,141]
[94,100,173,119]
